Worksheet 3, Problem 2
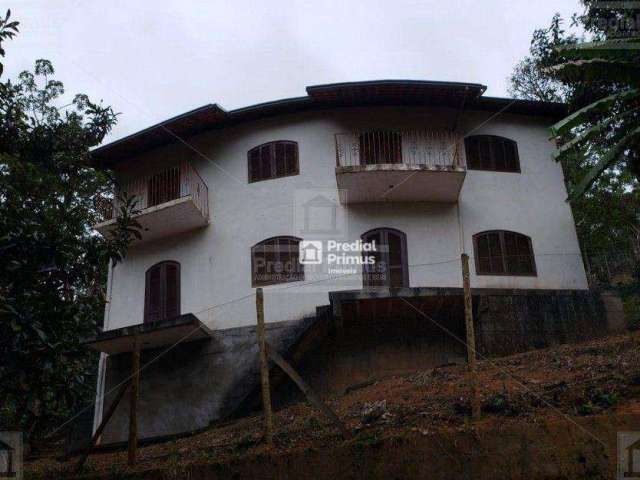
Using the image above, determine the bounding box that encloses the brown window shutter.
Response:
[285,142,298,175]
[164,262,180,319]
[464,136,520,172]
[248,142,299,183]
[361,228,408,288]
[248,149,260,182]
[251,236,304,287]
[275,142,287,176]
[473,231,535,276]
[465,136,480,169]
[145,264,162,323]
[144,261,181,323]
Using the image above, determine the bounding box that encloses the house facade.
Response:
[85,80,599,444]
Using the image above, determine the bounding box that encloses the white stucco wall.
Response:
[103,106,587,333]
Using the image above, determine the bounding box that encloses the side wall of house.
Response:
[103,106,587,333]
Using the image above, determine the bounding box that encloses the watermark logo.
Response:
[294,188,348,240]
[0,432,22,480]
[299,239,377,274]
[592,2,640,40]
[299,240,323,265]
[619,431,640,479]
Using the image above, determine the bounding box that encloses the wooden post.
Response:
[256,288,274,446]
[128,336,140,465]
[461,253,481,419]
[76,379,131,472]
[266,342,351,440]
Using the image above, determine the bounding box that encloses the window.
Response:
[473,231,536,276]
[358,131,403,165]
[251,236,304,286]
[464,135,520,172]
[361,228,409,288]
[248,141,299,183]
[147,167,181,207]
[144,261,180,323]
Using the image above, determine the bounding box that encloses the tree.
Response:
[549,40,640,195]
[511,2,639,197]
[508,14,577,103]
[0,15,139,445]
[509,3,640,268]
[0,9,19,77]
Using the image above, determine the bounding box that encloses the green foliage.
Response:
[577,401,594,415]
[508,14,578,102]
[509,2,640,265]
[0,10,19,77]
[0,32,139,443]
[482,393,521,417]
[549,37,640,197]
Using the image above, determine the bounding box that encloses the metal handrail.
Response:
[97,160,209,222]
[335,130,466,169]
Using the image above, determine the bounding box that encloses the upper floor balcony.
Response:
[335,130,466,203]
[93,160,209,244]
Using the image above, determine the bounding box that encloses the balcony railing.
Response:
[335,130,466,169]
[97,160,209,222]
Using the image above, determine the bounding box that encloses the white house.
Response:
[84,80,601,444]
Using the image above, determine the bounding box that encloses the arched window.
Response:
[361,228,408,288]
[144,261,180,323]
[251,236,304,286]
[473,231,536,276]
[248,141,299,183]
[464,135,520,172]
[358,131,403,165]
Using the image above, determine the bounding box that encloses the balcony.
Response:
[335,130,466,203]
[93,161,209,244]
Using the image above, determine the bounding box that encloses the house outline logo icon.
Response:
[301,195,339,235]
[619,432,640,479]
[0,433,20,479]
[299,240,323,265]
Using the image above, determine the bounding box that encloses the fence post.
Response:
[128,336,140,465]
[256,288,274,445]
[461,254,481,419]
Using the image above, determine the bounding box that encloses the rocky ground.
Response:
[25,331,640,479]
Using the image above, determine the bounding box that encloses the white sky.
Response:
[4,0,583,143]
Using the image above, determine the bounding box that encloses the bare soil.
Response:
[25,331,640,479]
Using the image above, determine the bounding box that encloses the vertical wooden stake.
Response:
[128,336,140,465]
[461,253,481,419]
[256,288,274,445]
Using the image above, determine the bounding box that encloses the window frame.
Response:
[247,140,299,183]
[251,236,304,287]
[361,227,409,288]
[464,135,521,173]
[473,230,537,276]
[144,260,181,323]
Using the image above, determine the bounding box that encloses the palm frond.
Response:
[553,106,640,158]
[550,88,639,138]
[570,125,640,199]
[547,58,640,84]
[556,38,640,61]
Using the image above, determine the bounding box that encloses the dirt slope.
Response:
[26,331,640,479]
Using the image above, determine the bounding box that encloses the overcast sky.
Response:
[5,0,583,143]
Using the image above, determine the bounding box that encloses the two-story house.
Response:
[84,80,604,445]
